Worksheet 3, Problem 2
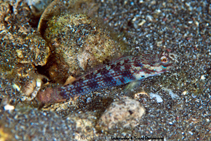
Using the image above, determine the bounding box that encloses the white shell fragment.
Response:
[4,104,15,111]
[200,75,205,80]
[162,88,179,99]
[12,83,21,91]
[149,93,163,103]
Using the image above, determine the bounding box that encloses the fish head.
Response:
[141,52,177,75]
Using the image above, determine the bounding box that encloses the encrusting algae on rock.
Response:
[44,12,129,78]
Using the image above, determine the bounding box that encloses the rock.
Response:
[96,96,145,133]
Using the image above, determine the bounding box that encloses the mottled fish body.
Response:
[37,52,175,103]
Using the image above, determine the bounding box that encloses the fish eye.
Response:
[161,56,168,63]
